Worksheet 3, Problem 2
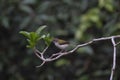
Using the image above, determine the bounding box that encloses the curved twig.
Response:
[110,37,116,80]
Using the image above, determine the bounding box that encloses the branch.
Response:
[68,35,120,53]
[110,37,116,80]
[116,41,120,46]
[33,35,120,80]
[36,61,45,68]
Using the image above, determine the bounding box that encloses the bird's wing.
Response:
[59,39,69,45]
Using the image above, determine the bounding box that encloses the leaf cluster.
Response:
[20,25,52,48]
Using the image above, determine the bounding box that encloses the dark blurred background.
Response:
[0,0,120,80]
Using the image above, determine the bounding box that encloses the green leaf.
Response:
[26,39,33,48]
[19,17,31,29]
[98,0,114,12]
[41,35,46,38]
[42,34,52,46]
[19,31,30,38]
[2,16,9,28]
[36,25,47,35]
[26,39,35,48]
[99,0,105,8]
[27,32,40,48]
[29,32,37,41]
[22,0,36,4]
[19,4,33,13]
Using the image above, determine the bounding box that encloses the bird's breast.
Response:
[54,42,69,50]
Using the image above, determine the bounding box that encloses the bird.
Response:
[53,38,69,52]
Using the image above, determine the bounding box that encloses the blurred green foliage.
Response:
[0,0,120,80]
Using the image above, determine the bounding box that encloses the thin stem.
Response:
[110,37,116,80]
[36,61,45,68]
[116,41,120,46]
